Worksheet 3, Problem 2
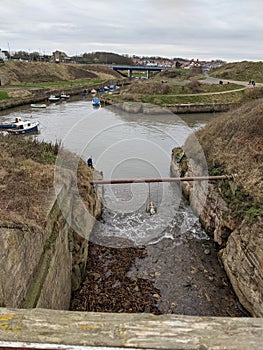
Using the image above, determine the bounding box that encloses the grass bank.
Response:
[0,61,124,101]
[0,134,95,228]
[209,61,263,83]
[195,97,263,223]
[106,80,247,106]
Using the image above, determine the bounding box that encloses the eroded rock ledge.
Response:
[170,99,263,317]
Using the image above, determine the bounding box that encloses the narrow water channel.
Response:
[0,97,245,316]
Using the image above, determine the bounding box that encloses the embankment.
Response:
[0,79,127,111]
[0,61,128,110]
[0,135,102,309]
[171,98,263,317]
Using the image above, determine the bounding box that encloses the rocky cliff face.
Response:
[170,99,263,317]
[0,160,102,310]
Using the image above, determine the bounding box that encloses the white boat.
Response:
[48,95,60,102]
[30,103,47,108]
[60,92,70,99]
[6,119,39,134]
[91,89,97,95]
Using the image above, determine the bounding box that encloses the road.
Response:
[202,72,263,87]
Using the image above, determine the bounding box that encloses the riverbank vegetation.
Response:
[1,61,262,107]
[0,134,94,228]
[209,61,263,83]
[0,91,9,100]
[153,67,203,82]
[107,79,246,106]
[196,97,263,223]
[0,61,123,100]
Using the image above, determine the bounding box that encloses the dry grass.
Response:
[0,134,94,229]
[210,61,263,83]
[0,61,121,85]
[195,98,263,221]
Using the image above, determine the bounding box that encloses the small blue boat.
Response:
[92,97,100,107]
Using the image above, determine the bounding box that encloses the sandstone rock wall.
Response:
[0,170,102,310]
[170,148,263,317]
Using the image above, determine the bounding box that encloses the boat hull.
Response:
[7,125,39,134]
[31,104,47,108]
[0,123,16,129]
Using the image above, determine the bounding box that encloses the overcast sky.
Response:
[0,0,262,62]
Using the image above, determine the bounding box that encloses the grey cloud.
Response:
[0,0,262,61]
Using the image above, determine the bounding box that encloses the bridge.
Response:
[111,65,165,78]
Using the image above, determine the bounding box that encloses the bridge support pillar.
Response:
[147,70,150,79]
[128,69,132,78]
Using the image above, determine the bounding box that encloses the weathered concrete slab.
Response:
[0,308,262,349]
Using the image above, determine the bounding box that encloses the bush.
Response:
[188,79,203,93]
[161,84,172,94]
[245,207,261,222]
[0,91,9,100]
[242,87,263,102]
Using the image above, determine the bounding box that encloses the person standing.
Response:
[87,156,93,168]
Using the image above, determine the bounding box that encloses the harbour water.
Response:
[0,98,214,246]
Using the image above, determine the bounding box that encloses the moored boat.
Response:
[60,92,70,99]
[48,95,60,102]
[6,119,39,134]
[30,103,47,108]
[92,97,100,107]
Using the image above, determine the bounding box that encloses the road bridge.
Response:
[111,65,165,78]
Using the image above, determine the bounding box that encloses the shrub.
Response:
[245,207,261,222]
[188,79,203,93]
[161,84,172,94]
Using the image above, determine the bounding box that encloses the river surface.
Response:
[0,98,214,246]
[0,97,245,316]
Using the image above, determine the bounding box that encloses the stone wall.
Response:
[170,148,263,317]
[0,170,102,310]
[168,102,235,113]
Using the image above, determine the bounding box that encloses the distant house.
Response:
[51,50,71,63]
